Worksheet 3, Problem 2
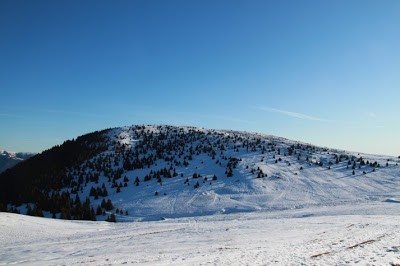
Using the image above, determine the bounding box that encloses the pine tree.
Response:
[61,208,71,219]
[106,213,117,222]
[96,205,103,215]
[105,199,114,211]
[102,187,108,197]
[90,207,96,221]
[101,199,106,209]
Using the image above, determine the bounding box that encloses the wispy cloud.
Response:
[256,107,330,122]
[255,107,386,130]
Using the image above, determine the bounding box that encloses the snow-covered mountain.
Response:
[1,125,400,265]
[1,125,399,222]
[0,150,35,173]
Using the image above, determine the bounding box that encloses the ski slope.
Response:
[84,126,400,221]
[1,203,400,265]
[6,125,399,221]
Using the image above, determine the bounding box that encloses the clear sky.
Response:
[1,0,399,156]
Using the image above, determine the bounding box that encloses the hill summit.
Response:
[1,125,399,221]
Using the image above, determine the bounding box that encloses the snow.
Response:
[1,125,400,264]
[0,150,35,160]
[72,125,400,222]
[1,203,400,265]
[0,150,35,173]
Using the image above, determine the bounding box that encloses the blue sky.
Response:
[1,0,399,156]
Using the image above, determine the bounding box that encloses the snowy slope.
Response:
[1,204,400,265]
[1,125,400,265]
[8,125,400,221]
[78,125,400,221]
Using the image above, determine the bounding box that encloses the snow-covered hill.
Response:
[3,125,398,222]
[83,125,400,221]
[1,125,400,265]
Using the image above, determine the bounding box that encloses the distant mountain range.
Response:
[0,125,399,222]
[0,150,35,173]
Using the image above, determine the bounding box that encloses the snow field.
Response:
[1,206,400,265]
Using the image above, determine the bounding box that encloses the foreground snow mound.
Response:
[1,207,400,265]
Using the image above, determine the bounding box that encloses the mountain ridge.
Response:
[0,150,35,174]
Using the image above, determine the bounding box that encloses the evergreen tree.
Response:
[105,199,114,211]
[96,205,103,216]
[101,199,106,209]
[109,213,116,222]
[90,207,96,221]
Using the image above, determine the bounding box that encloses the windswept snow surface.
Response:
[1,205,400,265]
